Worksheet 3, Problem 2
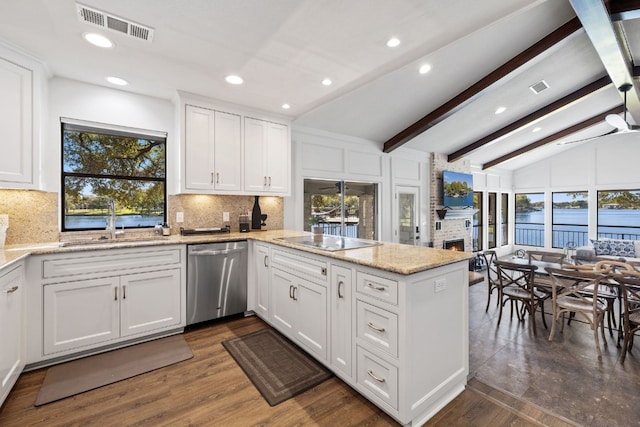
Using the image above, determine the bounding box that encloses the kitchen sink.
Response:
[276,235,381,252]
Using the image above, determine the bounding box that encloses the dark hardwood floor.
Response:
[4,274,635,426]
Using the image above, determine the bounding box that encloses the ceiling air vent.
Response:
[76,3,154,42]
[529,80,549,95]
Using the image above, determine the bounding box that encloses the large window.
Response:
[473,192,483,251]
[515,193,544,247]
[597,190,640,240]
[552,191,588,248]
[304,179,378,239]
[501,193,509,246]
[61,120,167,231]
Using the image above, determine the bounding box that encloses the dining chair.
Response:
[527,250,566,264]
[545,267,608,358]
[609,273,640,362]
[481,250,499,312]
[495,260,548,335]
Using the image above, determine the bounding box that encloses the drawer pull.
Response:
[338,281,344,299]
[264,255,269,267]
[123,285,126,299]
[367,322,385,333]
[289,285,294,299]
[114,287,118,301]
[367,283,385,292]
[367,370,386,383]
[5,285,18,293]
[321,267,327,276]
[292,286,298,301]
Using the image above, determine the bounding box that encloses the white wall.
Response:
[45,77,176,193]
[513,133,640,245]
[287,126,429,243]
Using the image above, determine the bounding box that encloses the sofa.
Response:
[575,238,640,263]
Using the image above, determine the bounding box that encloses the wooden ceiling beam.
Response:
[482,105,623,169]
[447,76,612,162]
[381,17,582,153]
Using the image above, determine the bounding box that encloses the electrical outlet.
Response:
[176,212,184,223]
[434,279,446,293]
[223,212,229,222]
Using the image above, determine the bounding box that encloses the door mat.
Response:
[222,328,333,406]
[35,334,193,406]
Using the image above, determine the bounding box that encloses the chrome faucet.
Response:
[105,198,117,239]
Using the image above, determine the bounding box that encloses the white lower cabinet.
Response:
[0,262,25,407]
[251,244,469,427]
[27,245,186,365]
[253,242,270,318]
[271,266,328,361]
[330,264,352,379]
[43,269,182,355]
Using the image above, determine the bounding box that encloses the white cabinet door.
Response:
[43,277,120,355]
[295,279,328,361]
[213,111,241,191]
[0,264,24,406]
[184,105,216,190]
[264,121,289,193]
[0,57,32,185]
[270,268,296,336]
[254,243,270,318]
[330,264,352,378]
[244,117,289,194]
[120,269,182,338]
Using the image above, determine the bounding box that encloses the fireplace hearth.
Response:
[443,238,465,251]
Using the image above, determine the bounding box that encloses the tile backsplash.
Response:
[0,189,284,245]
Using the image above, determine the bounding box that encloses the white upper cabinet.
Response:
[244,117,290,195]
[184,105,241,192]
[0,51,39,188]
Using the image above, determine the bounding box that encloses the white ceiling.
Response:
[0,0,637,171]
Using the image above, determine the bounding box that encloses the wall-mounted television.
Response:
[442,170,473,208]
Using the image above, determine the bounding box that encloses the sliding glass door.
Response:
[304,179,378,239]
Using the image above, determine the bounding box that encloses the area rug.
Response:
[35,334,193,406]
[222,328,333,406]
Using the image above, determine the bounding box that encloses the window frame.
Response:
[60,119,167,232]
[515,192,544,247]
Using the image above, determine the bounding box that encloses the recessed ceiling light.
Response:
[386,37,401,48]
[282,103,291,110]
[419,64,432,74]
[83,32,114,48]
[532,126,542,133]
[322,78,332,86]
[106,76,128,86]
[494,106,507,115]
[225,75,244,85]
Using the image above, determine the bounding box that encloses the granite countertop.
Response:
[1,229,472,275]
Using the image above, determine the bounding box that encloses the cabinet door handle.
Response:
[123,285,126,299]
[367,322,385,333]
[114,287,118,301]
[367,370,386,383]
[263,176,267,186]
[268,176,271,187]
[367,283,385,292]
[292,286,297,301]
[5,285,18,293]
[338,281,344,299]
[216,172,220,184]
[289,285,293,299]
[211,172,214,184]
[321,267,327,276]
[264,255,269,267]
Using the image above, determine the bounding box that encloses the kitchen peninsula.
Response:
[1,230,471,426]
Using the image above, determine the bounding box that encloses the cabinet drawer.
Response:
[356,346,398,410]
[271,249,327,284]
[41,248,182,280]
[356,301,398,358]
[356,272,398,305]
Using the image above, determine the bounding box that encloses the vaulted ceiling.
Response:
[1,1,639,171]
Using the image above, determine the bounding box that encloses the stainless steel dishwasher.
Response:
[187,241,248,325]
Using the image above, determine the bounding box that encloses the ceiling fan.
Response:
[604,83,640,134]
[560,83,639,145]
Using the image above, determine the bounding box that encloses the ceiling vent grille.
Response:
[529,80,549,95]
[76,3,154,42]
